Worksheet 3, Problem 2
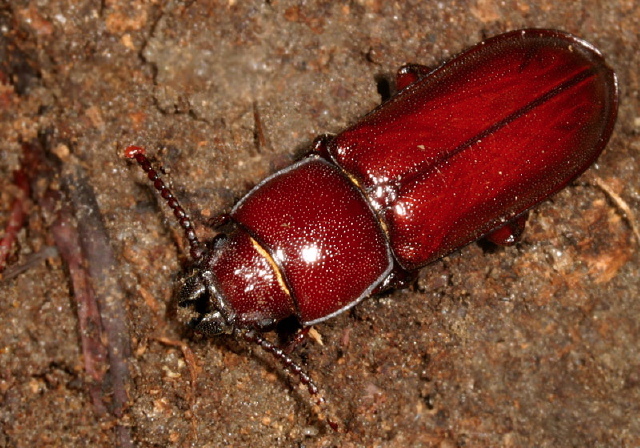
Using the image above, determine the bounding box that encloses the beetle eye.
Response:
[176,272,211,327]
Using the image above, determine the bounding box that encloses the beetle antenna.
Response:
[240,329,339,431]
[125,146,203,261]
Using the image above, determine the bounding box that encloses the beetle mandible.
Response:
[126,29,618,409]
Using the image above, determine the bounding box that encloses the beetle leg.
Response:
[207,213,231,229]
[281,327,311,354]
[484,211,530,246]
[310,134,334,160]
[372,261,417,293]
[396,63,433,91]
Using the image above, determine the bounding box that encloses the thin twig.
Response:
[23,141,134,447]
[593,176,640,247]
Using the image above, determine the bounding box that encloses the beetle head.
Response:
[177,263,236,337]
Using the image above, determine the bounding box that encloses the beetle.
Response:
[126,29,618,418]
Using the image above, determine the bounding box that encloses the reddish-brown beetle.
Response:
[127,29,617,416]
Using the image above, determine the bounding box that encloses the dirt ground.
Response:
[1,1,639,447]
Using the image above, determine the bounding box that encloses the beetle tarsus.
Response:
[396,63,433,91]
